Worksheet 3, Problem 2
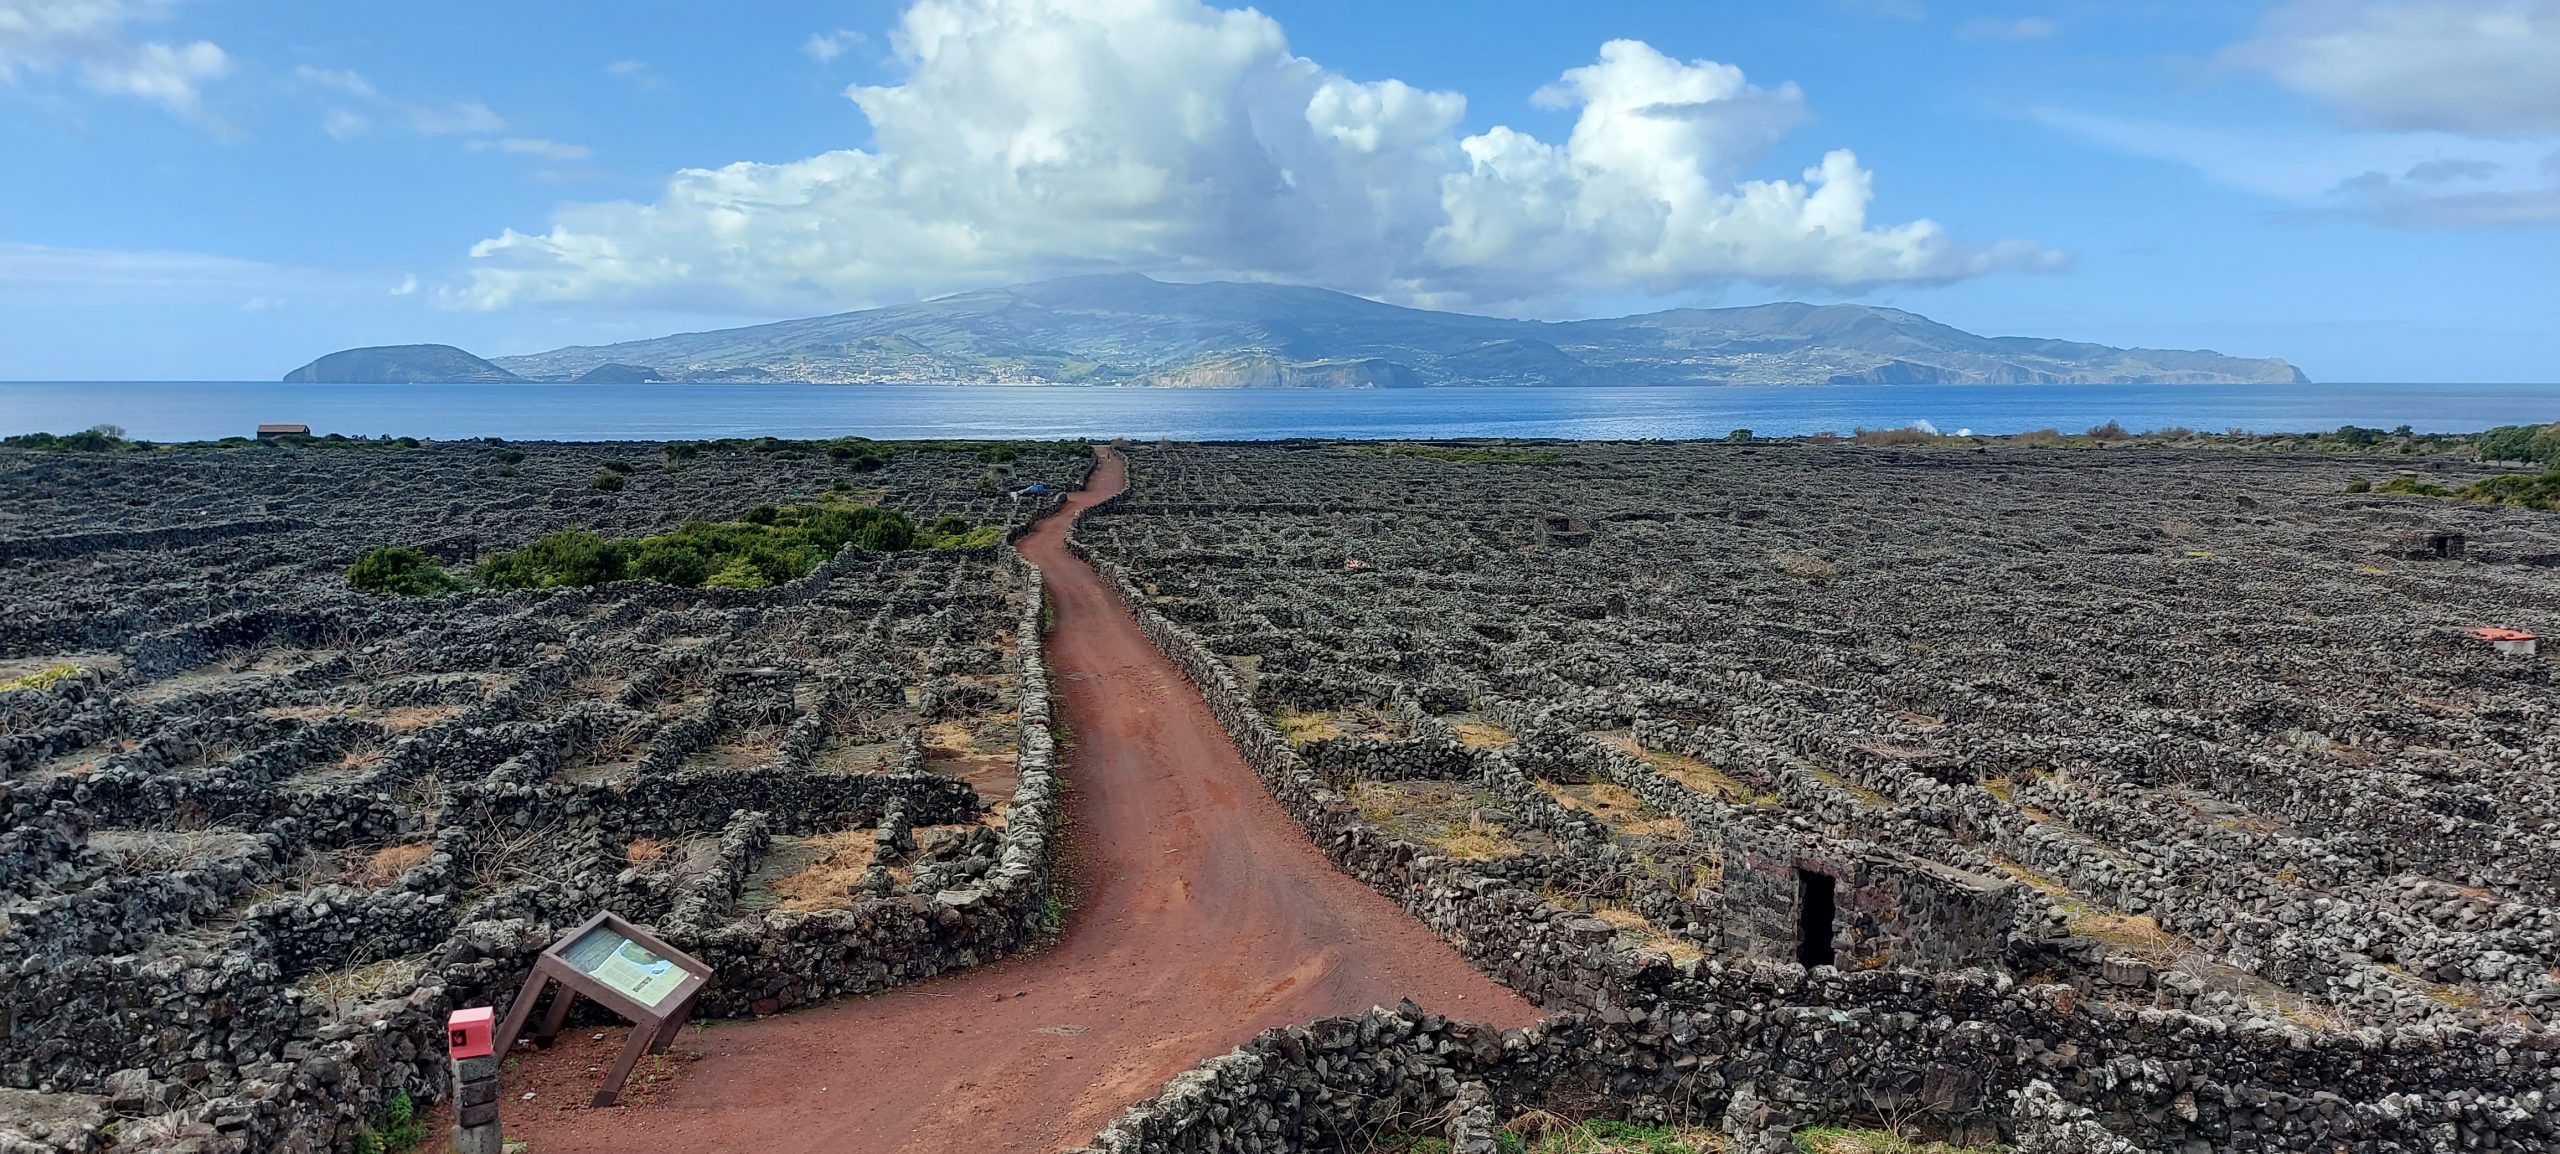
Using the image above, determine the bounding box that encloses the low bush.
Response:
[476,502,919,591]
[2475,422,2560,465]
[4,425,134,452]
[355,1090,427,1154]
[921,514,1005,549]
[347,547,463,596]
[589,471,627,491]
[2380,467,2560,510]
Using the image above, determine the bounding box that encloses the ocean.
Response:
[5,380,2559,443]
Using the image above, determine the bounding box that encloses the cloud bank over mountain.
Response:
[458,0,2056,316]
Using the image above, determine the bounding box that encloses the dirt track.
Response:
[498,449,1537,1154]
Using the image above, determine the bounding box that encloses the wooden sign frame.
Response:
[492,911,711,1106]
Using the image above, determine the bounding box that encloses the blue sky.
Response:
[1,0,2552,381]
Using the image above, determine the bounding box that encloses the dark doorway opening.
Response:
[1795,869,1838,968]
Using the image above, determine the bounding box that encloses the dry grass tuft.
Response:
[1541,781,1688,838]
[625,837,666,864]
[1591,906,1706,964]
[1598,735,1778,805]
[768,830,882,912]
[1430,815,1521,862]
[1791,1127,2001,1154]
[350,843,431,888]
[1273,706,1345,743]
[1451,719,1516,748]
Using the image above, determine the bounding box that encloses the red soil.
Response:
[496,449,1537,1154]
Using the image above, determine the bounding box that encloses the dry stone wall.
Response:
[0,439,1088,1153]
[1071,441,2560,1153]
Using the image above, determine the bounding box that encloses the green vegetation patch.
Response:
[0,662,84,692]
[353,501,999,597]
[3,425,142,452]
[2473,422,2560,466]
[348,547,467,597]
[471,502,1004,592]
[919,513,1006,550]
[354,1090,428,1154]
[2380,467,2560,511]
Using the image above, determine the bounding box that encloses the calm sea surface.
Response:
[5,381,2559,442]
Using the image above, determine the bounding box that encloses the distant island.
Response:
[283,344,522,384]
[283,274,2307,386]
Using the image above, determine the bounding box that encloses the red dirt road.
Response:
[500,449,1537,1154]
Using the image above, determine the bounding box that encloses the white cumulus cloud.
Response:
[459,0,2051,314]
[0,0,228,121]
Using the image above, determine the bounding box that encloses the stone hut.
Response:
[1718,826,2017,971]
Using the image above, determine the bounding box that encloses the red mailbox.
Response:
[447,1006,495,1059]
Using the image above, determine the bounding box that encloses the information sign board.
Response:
[489,912,711,1106]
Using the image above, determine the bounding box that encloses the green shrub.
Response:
[603,459,635,474]
[348,547,463,596]
[2344,478,2372,493]
[476,529,626,589]
[664,442,700,461]
[472,503,918,592]
[2452,467,2560,510]
[2378,476,2453,498]
[2475,422,2560,465]
[4,425,133,452]
[629,539,713,586]
[589,471,626,491]
[495,448,526,464]
[920,515,1003,550]
[355,1090,427,1154]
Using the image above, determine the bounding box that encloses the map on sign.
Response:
[560,925,687,1008]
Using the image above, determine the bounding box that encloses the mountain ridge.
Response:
[289,275,2309,386]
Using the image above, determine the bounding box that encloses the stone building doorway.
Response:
[1795,869,1837,968]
